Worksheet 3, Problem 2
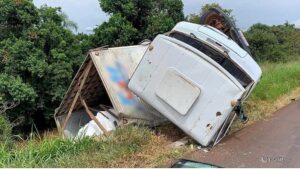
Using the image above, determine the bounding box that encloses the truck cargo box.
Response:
[55,45,165,138]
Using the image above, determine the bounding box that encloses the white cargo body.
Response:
[129,22,262,146]
[54,45,165,138]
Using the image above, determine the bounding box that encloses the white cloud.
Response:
[85,26,98,33]
[294,19,300,28]
[33,0,108,33]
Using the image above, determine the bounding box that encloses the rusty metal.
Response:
[216,112,222,117]
[200,8,252,55]
[201,12,230,36]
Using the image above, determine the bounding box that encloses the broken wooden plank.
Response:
[80,97,109,136]
[61,61,93,133]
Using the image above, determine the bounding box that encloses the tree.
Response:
[60,12,78,31]
[38,6,78,31]
[244,23,277,61]
[92,0,184,47]
[245,22,300,62]
[92,14,139,47]
[200,3,233,18]
[0,1,86,132]
[0,73,36,126]
[0,0,39,40]
[187,3,235,24]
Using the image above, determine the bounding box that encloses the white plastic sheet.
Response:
[76,111,119,139]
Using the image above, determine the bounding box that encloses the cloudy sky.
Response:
[33,0,300,33]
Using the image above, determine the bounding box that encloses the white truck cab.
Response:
[128,21,262,146]
[170,22,262,99]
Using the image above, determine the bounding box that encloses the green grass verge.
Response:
[0,126,152,167]
[250,60,300,101]
[232,59,300,131]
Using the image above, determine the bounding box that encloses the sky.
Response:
[33,0,300,33]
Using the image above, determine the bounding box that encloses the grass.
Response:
[0,126,152,167]
[0,123,191,168]
[251,60,300,101]
[1,60,300,168]
[112,124,193,167]
[232,60,300,131]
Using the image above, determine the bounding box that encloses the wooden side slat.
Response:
[61,61,93,133]
[80,98,108,136]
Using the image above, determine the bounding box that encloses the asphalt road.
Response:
[185,100,300,168]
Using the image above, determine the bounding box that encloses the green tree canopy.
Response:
[92,14,139,47]
[245,22,300,62]
[92,0,184,47]
[187,3,234,24]
[0,0,86,131]
[0,0,39,40]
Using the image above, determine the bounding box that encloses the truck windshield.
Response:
[169,32,252,88]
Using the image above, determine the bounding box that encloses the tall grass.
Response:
[0,126,152,167]
[232,60,300,131]
[250,60,300,101]
[0,116,12,143]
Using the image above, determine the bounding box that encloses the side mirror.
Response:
[171,159,222,168]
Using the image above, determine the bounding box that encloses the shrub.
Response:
[0,115,12,143]
[245,23,300,62]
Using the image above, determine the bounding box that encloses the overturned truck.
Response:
[55,8,262,147]
[129,9,262,146]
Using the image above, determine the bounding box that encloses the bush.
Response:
[245,23,300,62]
[0,115,12,143]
